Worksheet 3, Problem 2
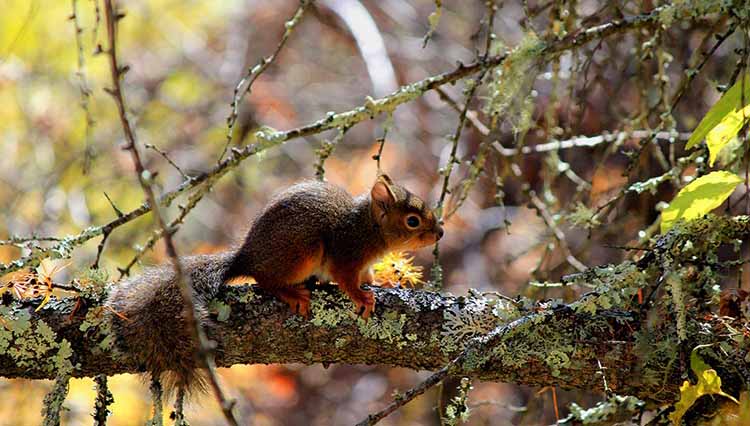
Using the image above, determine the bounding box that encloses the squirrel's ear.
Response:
[372,175,396,206]
[371,176,396,223]
[378,173,394,185]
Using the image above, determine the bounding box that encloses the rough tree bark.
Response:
[2,216,749,409]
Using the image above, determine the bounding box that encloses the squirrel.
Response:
[105,174,443,395]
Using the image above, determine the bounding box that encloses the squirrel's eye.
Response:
[405,214,421,229]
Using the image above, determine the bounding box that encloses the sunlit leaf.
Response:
[687,74,750,150]
[670,346,739,425]
[706,103,750,166]
[660,171,742,233]
[373,252,424,288]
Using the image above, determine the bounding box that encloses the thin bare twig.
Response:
[102,2,239,425]
[432,0,498,289]
[219,0,312,161]
[70,0,97,175]
[145,143,189,180]
[356,364,451,426]
[527,190,587,272]
[1,5,666,277]
[118,183,209,277]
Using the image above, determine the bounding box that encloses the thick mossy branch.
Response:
[2,216,750,406]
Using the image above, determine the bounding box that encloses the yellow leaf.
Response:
[669,369,739,425]
[687,74,750,149]
[706,103,750,166]
[373,252,424,288]
[660,171,743,233]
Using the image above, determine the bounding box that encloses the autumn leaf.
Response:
[373,252,424,288]
[670,345,739,425]
[687,74,750,152]
[660,171,742,233]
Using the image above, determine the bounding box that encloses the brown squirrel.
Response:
[106,174,443,395]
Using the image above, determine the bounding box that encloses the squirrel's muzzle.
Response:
[435,224,444,240]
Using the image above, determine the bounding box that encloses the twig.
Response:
[93,374,113,426]
[493,130,690,156]
[42,370,72,426]
[669,17,735,113]
[314,126,348,181]
[102,192,124,217]
[70,0,97,175]
[356,364,451,426]
[102,2,239,425]
[219,0,312,161]
[145,143,189,180]
[119,183,209,277]
[91,226,111,269]
[373,112,393,172]
[528,190,587,272]
[0,5,667,277]
[149,376,163,426]
[0,235,64,246]
[431,0,497,289]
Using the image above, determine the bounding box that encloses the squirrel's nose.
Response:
[436,225,444,240]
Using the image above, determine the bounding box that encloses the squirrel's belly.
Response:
[311,264,333,283]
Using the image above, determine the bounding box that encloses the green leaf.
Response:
[660,171,742,233]
[686,74,750,150]
[706,103,750,166]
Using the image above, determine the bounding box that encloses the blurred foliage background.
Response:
[0,0,748,424]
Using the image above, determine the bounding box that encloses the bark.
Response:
[2,215,749,406]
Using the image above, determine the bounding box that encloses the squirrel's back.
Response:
[106,253,232,394]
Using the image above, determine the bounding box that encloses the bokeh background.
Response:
[0,0,746,425]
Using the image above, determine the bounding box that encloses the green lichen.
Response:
[569,262,648,315]
[441,293,519,356]
[563,395,644,425]
[357,311,407,347]
[74,267,110,300]
[566,202,602,230]
[41,368,72,426]
[2,306,55,369]
[334,337,349,349]
[208,300,231,322]
[41,334,75,426]
[484,32,544,133]
[252,126,286,149]
[666,272,687,341]
[460,311,577,380]
[634,329,680,390]
[442,377,472,426]
[545,349,572,377]
[238,285,258,304]
[92,374,113,426]
[657,0,725,28]
[310,291,351,328]
[79,306,116,354]
[0,304,78,374]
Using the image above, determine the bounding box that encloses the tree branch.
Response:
[4,215,749,409]
[0,3,670,277]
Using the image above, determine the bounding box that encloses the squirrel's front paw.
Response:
[351,290,375,319]
[273,287,311,319]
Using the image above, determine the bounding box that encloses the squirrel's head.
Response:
[370,174,444,251]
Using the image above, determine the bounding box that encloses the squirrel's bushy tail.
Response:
[106,253,233,397]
